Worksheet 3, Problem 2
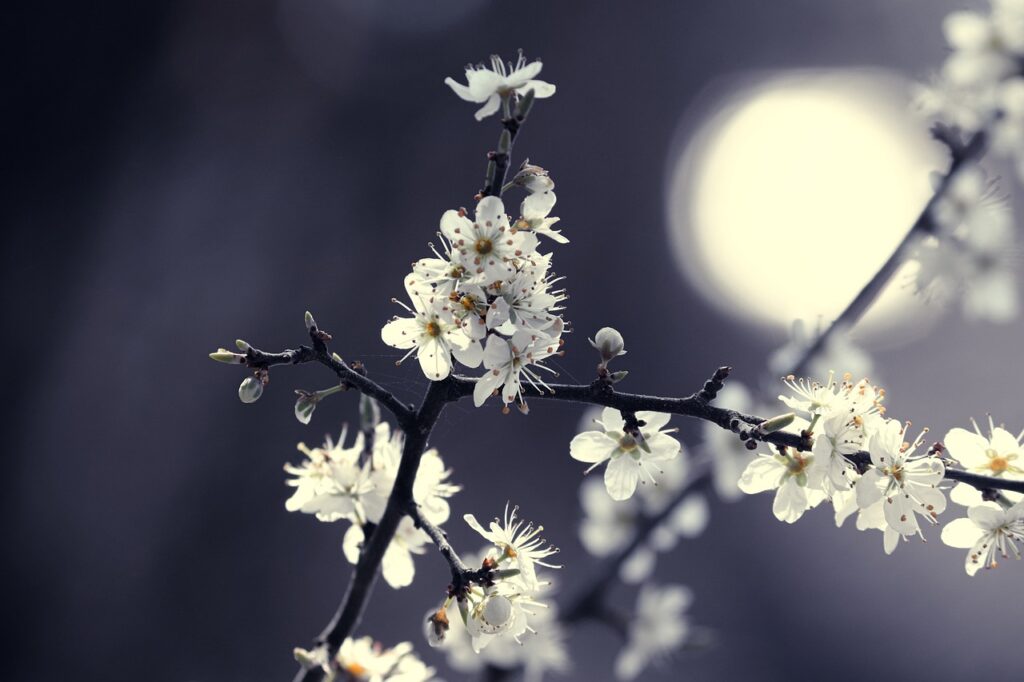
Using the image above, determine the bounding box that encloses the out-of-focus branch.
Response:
[790,129,988,376]
[559,457,713,624]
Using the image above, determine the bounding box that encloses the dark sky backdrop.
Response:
[6,1,1024,681]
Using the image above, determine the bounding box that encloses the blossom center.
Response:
[425,321,442,337]
[618,434,639,452]
[987,451,1011,473]
[345,662,368,677]
[475,238,494,255]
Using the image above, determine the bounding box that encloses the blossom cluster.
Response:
[428,506,568,680]
[294,636,433,682]
[738,372,948,553]
[917,0,1024,171]
[284,422,460,588]
[737,373,1024,576]
[913,163,1017,322]
[381,54,566,415]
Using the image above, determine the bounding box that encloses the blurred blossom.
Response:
[912,165,1018,323]
[916,1,1024,182]
[615,584,692,681]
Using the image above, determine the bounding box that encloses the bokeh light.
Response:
[666,69,946,341]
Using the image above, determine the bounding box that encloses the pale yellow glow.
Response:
[667,71,945,337]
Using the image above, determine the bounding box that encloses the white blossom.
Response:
[944,417,1024,507]
[284,428,374,523]
[516,190,567,244]
[445,53,556,121]
[381,283,480,380]
[615,584,692,681]
[343,515,429,589]
[855,419,946,541]
[442,196,539,286]
[464,504,560,592]
[738,447,827,523]
[434,572,570,682]
[570,408,681,501]
[295,636,433,682]
[473,329,562,411]
[942,501,1024,575]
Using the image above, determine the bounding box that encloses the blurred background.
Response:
[5,0,1023,680]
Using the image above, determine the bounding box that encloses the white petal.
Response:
[941,517,986,548]
[570,431,616,463]
[605,455,641,501]
[417,339,452,380]
[380,317,420,349]
[737,456,783,494]
[452,339,483,368]
[772,478,808,523]
[473,368,505,407]
[382,541,415,588]
[342,524,364,565]
[517,78,556,98]
[474,94,502,121]
[944,427,990,468]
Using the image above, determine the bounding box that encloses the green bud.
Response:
[589,327,626,365]
[235,339,250,352]
[609,370,629,384]
[304,310,316,331]
[516,88,535,120]
[360,394,381,431]
[238,376,263,404]
[294,391,318,425]
[209,349,243,364]
[498,129,512,154]
[760,412,796,434]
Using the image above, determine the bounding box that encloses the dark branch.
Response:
[447,368,1024,495]
[238,320,416,428]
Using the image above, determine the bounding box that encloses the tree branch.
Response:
[790,129,988,376]
[292,378,458,682]
[447,368,1024,495]
[239,320,416,428]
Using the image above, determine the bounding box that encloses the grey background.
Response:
[6,1,1023,680]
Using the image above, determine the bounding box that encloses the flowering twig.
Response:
[234,315,415,429]
[790,129,989,376]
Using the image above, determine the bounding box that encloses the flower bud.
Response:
[512,161,554,193]
[304,310,316,331]
[238,376,263,404]
[424,607,450,648]
[235,339,251,352]
[209,349,244,364]
[294,391,318,424]
[589,327,626,366]
[609,370,629,384]
[360,394,380,431]
[759,412,796,434]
